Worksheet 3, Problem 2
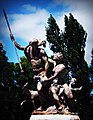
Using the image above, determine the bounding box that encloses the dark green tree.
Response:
[63,16,90,115]
[0,43,34,120]
[45,14,62,52]
[14,56,34,88]
[63,13,88,80]
[89,48,93,81]
[0,42,8,85]
[0,42,15,86]
[0,43,17,120]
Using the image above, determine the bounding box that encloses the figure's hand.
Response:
[10,34,15,41]
[37,71,48,82]
[39,68,43,72]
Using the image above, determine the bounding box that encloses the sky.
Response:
[0,0,93,65]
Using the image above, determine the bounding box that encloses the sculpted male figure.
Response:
[46,52,67,109]
[10,34,48,76]
[45,52,74,112]
[10,34,49,111]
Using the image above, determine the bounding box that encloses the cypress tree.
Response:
[0,42,8,85]
[45,14,62,52]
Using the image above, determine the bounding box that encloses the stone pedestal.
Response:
[30,114,80,120]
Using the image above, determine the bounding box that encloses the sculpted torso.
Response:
[29,47,44,70]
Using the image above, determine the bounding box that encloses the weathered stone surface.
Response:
[30,114,80,120]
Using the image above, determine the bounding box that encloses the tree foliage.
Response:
[14,56,34,87]
[89,48,93,81]
[0,43,34,120]
[63,13,88,79]
[45,14,62,52]
[0,43,8,83]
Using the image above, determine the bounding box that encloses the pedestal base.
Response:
[30,114,80,120]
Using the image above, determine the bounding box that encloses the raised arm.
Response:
[10,34,25,50]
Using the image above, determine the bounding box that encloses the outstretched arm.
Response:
[47,72,58,81]
[10,34,25,50]
[69,85,82,91]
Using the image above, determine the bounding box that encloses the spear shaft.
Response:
[3,9,23,72]
[3,9,12,35]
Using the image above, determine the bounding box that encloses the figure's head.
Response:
[29,38,46,48]
[29,38,38,47]
[53,52,63,62]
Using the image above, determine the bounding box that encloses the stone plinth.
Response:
[30,114,80,120]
